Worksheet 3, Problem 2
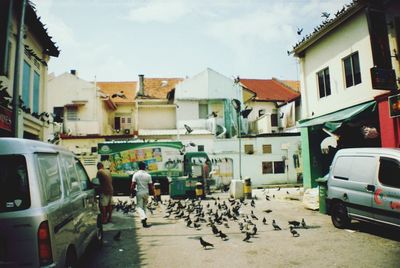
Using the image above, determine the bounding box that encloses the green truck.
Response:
[97,141,211,198]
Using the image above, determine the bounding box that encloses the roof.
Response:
[24,2,60,57]
[96,81,136,103]
[139,78,184,99]
[240,78,300,102]
[292,0,363,57]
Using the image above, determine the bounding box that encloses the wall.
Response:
[138,105,175,129]
[301,12,388,119]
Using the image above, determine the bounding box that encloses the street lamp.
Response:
[231,98,242,180]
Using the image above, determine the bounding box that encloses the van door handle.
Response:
[366,184,375,192]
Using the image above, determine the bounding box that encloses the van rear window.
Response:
[0,155,30,212]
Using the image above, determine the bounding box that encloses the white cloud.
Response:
[127,0,193,23]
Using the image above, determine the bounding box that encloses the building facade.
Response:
[293,0,400,188]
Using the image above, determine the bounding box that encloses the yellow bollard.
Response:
[243,177,252,199]
[154,182,161,202]
[195,182,203,199]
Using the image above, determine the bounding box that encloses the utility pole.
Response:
[12,0,27,138]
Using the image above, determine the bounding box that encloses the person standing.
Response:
[131,161,153,228]
[96,162,113,224]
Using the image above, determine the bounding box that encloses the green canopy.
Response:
[298,101,376,132]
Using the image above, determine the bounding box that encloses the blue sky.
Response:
[33,0,352,82]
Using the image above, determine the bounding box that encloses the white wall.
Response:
[139,105,175,129]
[300,12,388,119]
[175,68,242,101]
[180,135,302,187]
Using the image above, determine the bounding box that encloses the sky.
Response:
[32,0,353,82]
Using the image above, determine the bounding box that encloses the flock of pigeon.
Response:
[161,189,310,250]
[112,188,311,249]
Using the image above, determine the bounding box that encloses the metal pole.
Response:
[12,0,27,138]
[238,112,242,180]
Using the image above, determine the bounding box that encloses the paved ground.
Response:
[81,188,400,268]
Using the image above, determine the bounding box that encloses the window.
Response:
[66,106,78,120]
[75,159,90,191]
[62,155,80,194]
[0,155,30,211]
[33,71,40,113]
[271,114,278,127]
[262,144,272,154]
[37,154,62,203]
[343,52,361,88]
[199,103,208,119]
[274,161,285,174]
[53,106,64,123]
[22,60,31,108]
[262,162,273,174]
[317,68,331,98]
[198,145,204,152]
[244,144,254,154]
[262,161,285,174]
[258,109,266,117]
[379,157,400,188]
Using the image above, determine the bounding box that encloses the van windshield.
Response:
[0,155,30,212]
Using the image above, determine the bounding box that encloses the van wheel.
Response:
[331,202,350,229]
[93,214,104,248]
[65,248,77,268]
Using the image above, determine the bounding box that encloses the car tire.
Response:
[331,202,351,229]
[93,214,104,248]
[65,247,77,268]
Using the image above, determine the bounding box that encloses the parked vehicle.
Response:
[97,140,211,198]
[326,148,400,229]
[0,138,103,267]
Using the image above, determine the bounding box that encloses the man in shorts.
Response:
[97,162,113,224]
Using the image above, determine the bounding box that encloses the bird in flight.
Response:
[321,12,330,19]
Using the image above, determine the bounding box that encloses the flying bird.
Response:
[288,220,301,227]
[111,91,127,99]
[199,237,214,249]
[321,12,330,19]
[297,27,303,35]
[113,231,121,241]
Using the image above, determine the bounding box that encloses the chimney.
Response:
[70,69,77,76]
[138,74,144,96]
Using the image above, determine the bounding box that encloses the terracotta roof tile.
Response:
[240,79,300,102]
[140,78,184,99]
[96,81,136,103]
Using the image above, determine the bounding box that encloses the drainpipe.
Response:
[12,0,27,138]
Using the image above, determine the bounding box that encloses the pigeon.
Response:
[262,217,267,225]
[321,12,330,19]
[263,209,273,213]
[297,27,303,35]
[290,226,300,237]
[301,218,308,229]
[272,220,282,230]
[250,199,255,208]
[199,237,214,249]
[250,225,257,236]
[265,195,270,201]
[219,231,228,241]
[113,231,121,241]
[277,187,281,191]
[211,225,219,236]
[288,220,301,227]
[243,232,251,242]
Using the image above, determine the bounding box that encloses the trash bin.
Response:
[243,177,252,199]
[316,176,328,214]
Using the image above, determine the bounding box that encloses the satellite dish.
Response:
[184,124,193,134]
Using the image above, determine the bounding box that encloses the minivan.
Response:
[0,138,103,267]
[327,148,400,229]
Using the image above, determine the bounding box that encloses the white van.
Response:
[327,148,400,229]
[0,138,103,267]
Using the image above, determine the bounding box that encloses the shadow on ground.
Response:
[78,213,145,267]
